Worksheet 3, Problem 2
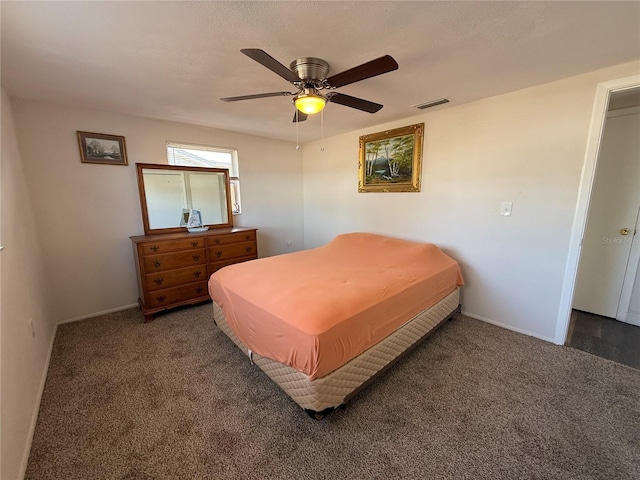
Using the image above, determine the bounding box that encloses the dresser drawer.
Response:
[209,255,257,275]
[208,242,256,262]
[145,265,208,292]
[139,238,206,256]
[131,228,257,321]
[147,281,209,309]
[207,230,257,247]
[143,249,206,272]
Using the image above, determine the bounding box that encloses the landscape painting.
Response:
[77,131,128,165]
[358,123,424,192]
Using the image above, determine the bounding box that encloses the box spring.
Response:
[212,288,460,417]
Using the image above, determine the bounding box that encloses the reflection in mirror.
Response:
[136,163,233,234]
[144,170,228,228]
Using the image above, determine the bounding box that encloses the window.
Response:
[167,141,242,214]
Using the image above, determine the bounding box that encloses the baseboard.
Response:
[622,311,640,327]
[461,310,555,343]
[18,322,58,480]
[58,303,138,325]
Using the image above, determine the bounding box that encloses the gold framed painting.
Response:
[358,123,424,192]
[77,131,128,165]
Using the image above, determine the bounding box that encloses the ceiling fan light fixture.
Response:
[223,49,400,119]
[294,93,326,115]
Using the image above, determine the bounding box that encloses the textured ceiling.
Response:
[2,1,639,143]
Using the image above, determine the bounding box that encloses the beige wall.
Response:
[10,100,304,323]
[1,90,54,480]
[302,61,640,342]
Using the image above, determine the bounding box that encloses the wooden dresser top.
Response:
[130,227,257,244]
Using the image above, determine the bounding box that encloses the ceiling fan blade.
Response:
[328,93,383,113]
[241,49,302,84]
[220,91,294,102]
[292,111,308,123]
[326,55,398,88]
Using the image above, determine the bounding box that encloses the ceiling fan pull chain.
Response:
[296,110,300,150]
[320,110,325,152]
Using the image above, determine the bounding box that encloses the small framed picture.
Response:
[77,131,128,165]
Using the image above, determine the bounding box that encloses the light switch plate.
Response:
[500,202,513,216]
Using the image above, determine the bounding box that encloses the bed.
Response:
[208,232,464,418]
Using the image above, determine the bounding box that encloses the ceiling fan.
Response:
[220,49,399,122]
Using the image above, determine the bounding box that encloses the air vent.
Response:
[413,98,450,110]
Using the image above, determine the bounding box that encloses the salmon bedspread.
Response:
[208,233,464,380]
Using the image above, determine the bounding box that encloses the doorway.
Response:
[573,89,640,324]
[566,86,640,368]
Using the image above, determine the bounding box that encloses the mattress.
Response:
[209,232,464,380]
[212,287,460,414]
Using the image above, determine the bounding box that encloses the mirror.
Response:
[136,163,233,234]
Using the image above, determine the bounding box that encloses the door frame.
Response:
[617,202,640,325]
[554,74,640,344]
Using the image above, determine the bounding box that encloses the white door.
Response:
[573,109,640,320]
[143,172,186,229]
[617,207,640,325]
[188,173,224,225]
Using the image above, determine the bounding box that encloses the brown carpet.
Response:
[26,303,639,480]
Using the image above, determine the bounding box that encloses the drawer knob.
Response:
[214,238,221,245]
[196,286,203,294]
[150,245,159,252]
[246,246,253,253]
[191,241,199,247]
[156,295,166,303]
[215,250,222,258]
[192,255,200,262]
[152,260,162,268]
[245,235,251,240]
[193,271,201,278]
[153,278,164,286]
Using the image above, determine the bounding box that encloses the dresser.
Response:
[131,227,257,322]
